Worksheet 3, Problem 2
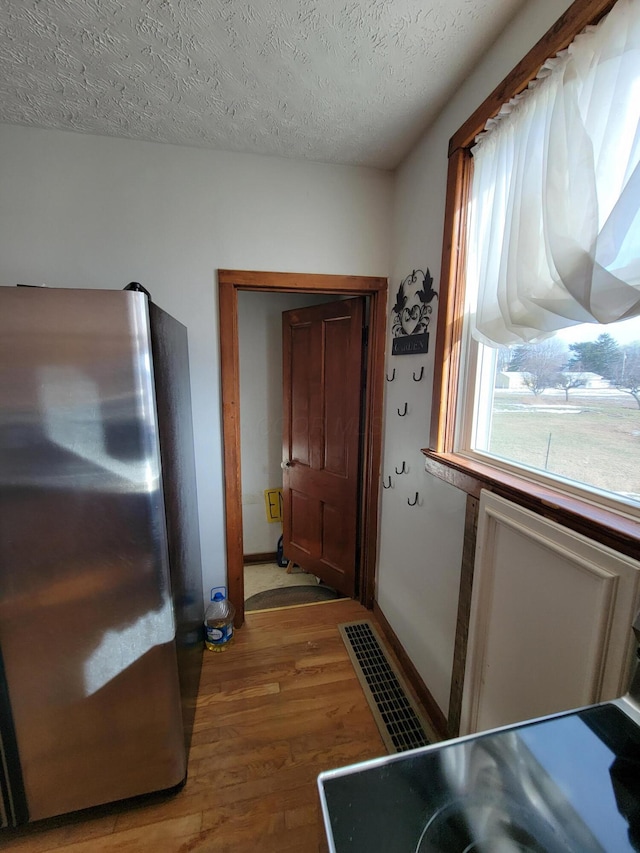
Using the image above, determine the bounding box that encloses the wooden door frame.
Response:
[218,269,388,626]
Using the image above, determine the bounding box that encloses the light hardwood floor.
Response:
[3,599,393,852]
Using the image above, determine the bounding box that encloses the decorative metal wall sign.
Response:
[391,268,438,356]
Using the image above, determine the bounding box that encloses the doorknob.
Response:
[281,460,292,469]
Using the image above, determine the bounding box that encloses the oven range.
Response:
[318,615,640,853]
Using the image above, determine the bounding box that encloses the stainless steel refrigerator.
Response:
[0,285,204,828]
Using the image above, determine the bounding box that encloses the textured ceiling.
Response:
[0,0,527,169]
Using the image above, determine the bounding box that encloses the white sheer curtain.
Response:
[468,0,640,347]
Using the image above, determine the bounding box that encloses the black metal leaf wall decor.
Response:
[391,268,438,356]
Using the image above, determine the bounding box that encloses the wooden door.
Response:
[282,297,365,597]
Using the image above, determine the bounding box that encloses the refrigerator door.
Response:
[0,287,186,823]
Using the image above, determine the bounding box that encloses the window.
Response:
[431,0,640,517]
[462,319,640,510]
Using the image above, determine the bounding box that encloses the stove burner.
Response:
[414,793,564,853]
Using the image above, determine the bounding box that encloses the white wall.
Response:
[238,290,334,556]
[0,124,393,603]
[379,0,576,718]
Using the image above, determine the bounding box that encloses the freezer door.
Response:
[0,287,186,823]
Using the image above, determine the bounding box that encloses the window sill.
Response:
[421,449,640,560]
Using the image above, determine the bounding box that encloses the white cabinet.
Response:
[460,490,640,735]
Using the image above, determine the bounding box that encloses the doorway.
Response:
[218,269,387,626]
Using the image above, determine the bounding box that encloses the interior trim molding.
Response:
[422,450,640,562]
[218,269,388,626]
[446,493,479,738]
[243,552,278,565]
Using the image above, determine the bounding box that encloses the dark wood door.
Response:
[281,297,365,597]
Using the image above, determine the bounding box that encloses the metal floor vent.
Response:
[339,620,431,754]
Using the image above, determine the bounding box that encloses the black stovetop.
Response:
[319,702,640,852]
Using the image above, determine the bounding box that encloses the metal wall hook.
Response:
[382,475,392,489]
[386,369,396,382]
[412,366,424,382]
[397,402,408,416]
[395,461,407,475]
[408,492,419,506]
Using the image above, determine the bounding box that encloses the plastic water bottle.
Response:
[204,591,235,652]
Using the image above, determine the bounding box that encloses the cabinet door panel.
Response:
[461,490,640,734]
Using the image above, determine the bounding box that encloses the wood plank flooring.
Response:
[2,599,397,852]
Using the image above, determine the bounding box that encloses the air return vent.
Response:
[339,621,431,753]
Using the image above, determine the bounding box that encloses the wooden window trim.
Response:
[427,0,637,550]
[448,0,617,157]
[422,450,640,561]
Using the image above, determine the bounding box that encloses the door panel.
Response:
[282,297,365,597]
[324,318,352,477]
[289,490,315,556]
[290,324,313,467]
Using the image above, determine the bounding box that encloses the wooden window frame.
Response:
[425,0,640,560]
